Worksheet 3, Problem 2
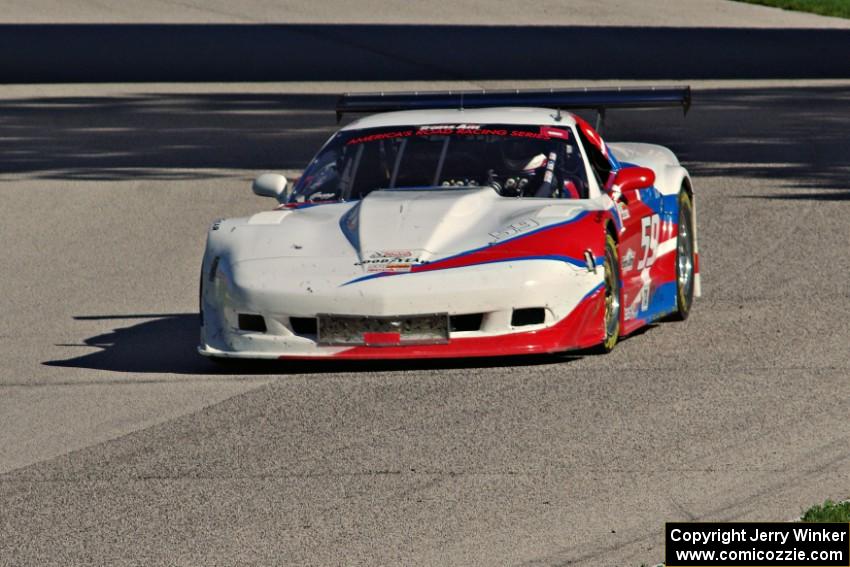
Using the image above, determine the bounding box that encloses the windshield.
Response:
[291,123,589,202]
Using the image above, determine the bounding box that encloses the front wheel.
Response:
[670,190,695,321]
[597,232,621,353]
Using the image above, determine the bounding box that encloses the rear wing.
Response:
[336,86,691,129]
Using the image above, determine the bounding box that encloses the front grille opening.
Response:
[238,313,267,333]
[450,313,484,332]
[511,308,545,327]
[290,317,318,336]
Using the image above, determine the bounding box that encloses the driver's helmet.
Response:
[500,139,547,174]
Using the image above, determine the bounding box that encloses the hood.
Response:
[218,188,589,268]
[351,188,497,263]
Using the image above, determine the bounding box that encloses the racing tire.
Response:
[594,232,621,353]
[670,190,695,321]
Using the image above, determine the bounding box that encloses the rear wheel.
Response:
[670,190,695,321]
[598,232,621,353]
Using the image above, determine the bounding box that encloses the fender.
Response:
[609,142,700,300]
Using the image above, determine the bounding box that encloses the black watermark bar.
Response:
[666,523,850,567]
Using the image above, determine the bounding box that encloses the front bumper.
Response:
[200,259,605,360]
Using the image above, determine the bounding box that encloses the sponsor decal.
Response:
[624,303,638,321]
[489,218,540,241]
[346,125,573,145]
[418,124,467,131]
[640,282,651,311]
[358,250,424,273]
[418,125,507,136]
[346,130,414,145]
[617,202,630,220]
[419,123,483,135]
[509,129,547,140]
[622,248,635,272]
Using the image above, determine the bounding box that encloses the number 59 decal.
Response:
[638,214,660,270]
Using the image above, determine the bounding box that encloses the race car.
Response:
[198,88,699,360]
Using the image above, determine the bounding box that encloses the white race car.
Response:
[199,88,698,360]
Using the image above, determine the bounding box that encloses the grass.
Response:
[801,499,850,522]
[736,0,850,19]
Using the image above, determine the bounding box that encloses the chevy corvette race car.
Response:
[199,88,699,360]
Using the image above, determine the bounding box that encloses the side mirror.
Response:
[252,173,289,201]
[612,166,655,198]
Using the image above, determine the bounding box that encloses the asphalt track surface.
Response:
[2,4,850,567]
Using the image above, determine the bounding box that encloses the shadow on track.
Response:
[3,24,850,82]
[5,86,850,195]
[605,86,850,195]
[43,314,578,375]
[746,190,850,201]
[0,93,340,179]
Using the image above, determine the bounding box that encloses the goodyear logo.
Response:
[357,250,423,273]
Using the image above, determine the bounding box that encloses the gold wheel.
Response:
[600,232,621,353]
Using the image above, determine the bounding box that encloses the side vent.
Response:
[238,314,267,333]
[290,317,318,336]
[511,308,545,327]
[450,313,484,332]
